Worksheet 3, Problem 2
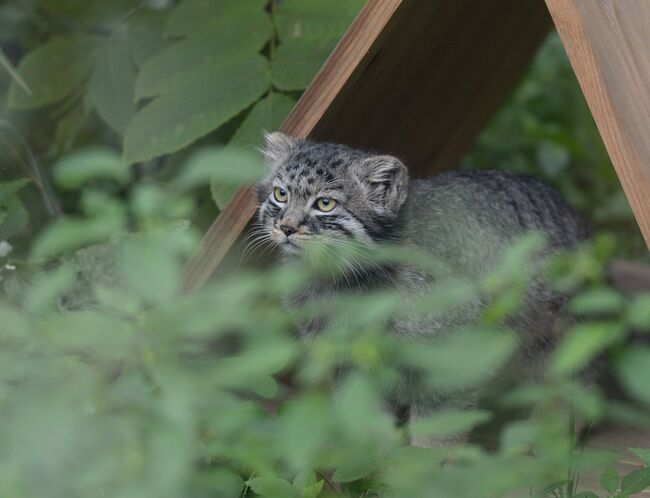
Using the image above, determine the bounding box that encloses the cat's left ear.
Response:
[355,155,409,214]
[262,131,296,168]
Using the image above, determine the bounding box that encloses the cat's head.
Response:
[256,132,409,257]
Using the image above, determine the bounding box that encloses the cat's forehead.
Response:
[274,141,364,194]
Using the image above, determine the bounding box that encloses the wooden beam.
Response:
[181,0,552,292]
[545,0,650,250]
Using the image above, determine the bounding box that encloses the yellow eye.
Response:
[273,187,288,203]
[315,197,337,212]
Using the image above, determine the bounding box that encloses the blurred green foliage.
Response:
[0,1,649,497]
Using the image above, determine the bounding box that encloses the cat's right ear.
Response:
[262,131,296,168]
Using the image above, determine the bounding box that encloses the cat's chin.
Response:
[278,241,302,257]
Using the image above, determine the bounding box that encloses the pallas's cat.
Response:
[256,132,591,446]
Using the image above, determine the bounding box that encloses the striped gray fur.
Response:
[257,132,591,447]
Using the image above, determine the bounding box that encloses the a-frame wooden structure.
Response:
[181,1,650,492]
[182,0,650,293]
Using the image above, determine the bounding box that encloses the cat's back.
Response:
[402,170,590,276]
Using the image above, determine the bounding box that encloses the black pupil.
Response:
[321,198,329,205]
[278,189,285,196]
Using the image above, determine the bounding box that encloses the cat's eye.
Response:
[273,187,288,203]
[315,197,337,212]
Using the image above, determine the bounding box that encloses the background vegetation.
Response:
[0,1,649,497]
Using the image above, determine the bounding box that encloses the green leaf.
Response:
[621,467,650,495]
[174,146,263,194]
[402,327,517,391]
[230,93,296,149]
[205,148,264,209]
[0,178,29,203]
[53,147,129,189]
[124,54,270,164]
[127,8,170,67]
[600,466,619,494]
[630,448,650,465]
[302,480,324,498]
[119,238,180,305]
[250,375,277,399]
[569,287,625,315]
[627,295,650,329]
[8,35,103,109]
[89,38,137,134]
[293,470,317,491]
[275,0,365,41]
[272,38,338,91]
[333,457,375,483]
[410,410,491,439]
[38,0,137,29]
[572,493,599,498]
[0,197,28,240]
[551,322,624,377]
[617,347,650,405]
[135,38,269,100]
[24,264,75,313]
[165,0,269,38]
[247,476,298,498]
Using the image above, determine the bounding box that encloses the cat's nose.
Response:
[280,224,296,237]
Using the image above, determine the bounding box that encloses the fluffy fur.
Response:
[256,132,591,446]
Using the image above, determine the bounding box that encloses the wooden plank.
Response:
[181,0,552,292]
[545,0,650,250]
[582,425,650,497]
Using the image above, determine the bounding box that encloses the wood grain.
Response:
[545,0,650,250]
[182,0,551,291]
[582,425,650,497]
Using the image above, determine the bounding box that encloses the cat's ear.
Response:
[262,131,296,167]
[355,155,409,213]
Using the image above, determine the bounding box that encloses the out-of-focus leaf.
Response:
[600,466,619,494]
[279,396,331,471]
[617,347,650,405]
[119,237,181,305]
[0,178,29,202]
[89,38,137,134]
[124,55,269,164]
[569,287,625,315]
[272,38,337,91]
[410,410,491,439]
[53,147,129,189]
[402,327,516,391]
[551,322,624,377]
[620,467,650,495]
[172,146,263,193]
[8,35,103,109]
[230,93,296,149]
[127,8,170,67]
[536,141,570,178]
[0,197,28,240]
[627,295,650,330]
[24,264,75,313]
[333,456,375,483]
[192,469,244,497]
[247,476,298,498]
[31,196,125,260]
[292,471,323,498]
[165,0,268,38]
[275,0,364,41]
